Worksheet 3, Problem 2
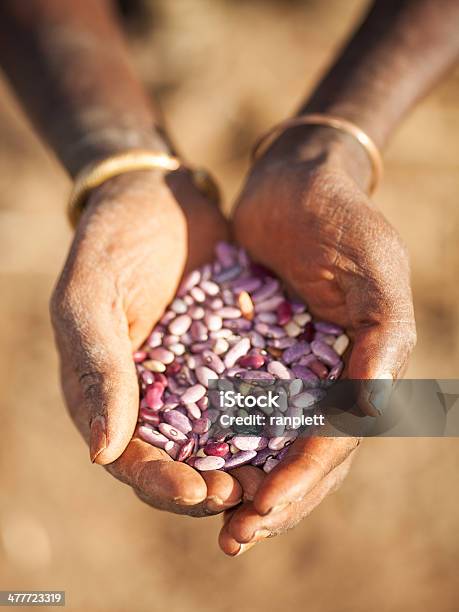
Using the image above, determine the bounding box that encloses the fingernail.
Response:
[262,502,290,516]
[251,529,271,542]
[90,415,107,463]
[232,542,256,557]
[173,496,201,506]
[369,374,393,416]
[206,495,242,512]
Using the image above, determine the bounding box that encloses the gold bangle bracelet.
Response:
[251,114,383,195]
[67,149,220,227]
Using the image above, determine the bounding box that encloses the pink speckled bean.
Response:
[138,425,173,450]
[159,422,188,442]
[168,314,192,336]
[232,436,268,451]
[267,361,292,379]
[177,438,195,462]
[181,384,206,404]
[195,365,218,387]
[194,455,226,471]
[204,312,222,331]
[224,338,251,368]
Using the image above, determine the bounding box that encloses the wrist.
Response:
[252,124,373,193]
[67,124,175,178]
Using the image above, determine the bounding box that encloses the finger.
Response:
[107,438,209,513]
[252,436,360,516]
[349,322,416,416]
[228,465,265,501]
[220,453,354,555]
[200,470,242,513]
[52,294,140,466]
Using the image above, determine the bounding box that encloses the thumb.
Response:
[53,299,140,465]
[348,322,416,417]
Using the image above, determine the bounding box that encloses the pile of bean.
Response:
[134,242,349,472]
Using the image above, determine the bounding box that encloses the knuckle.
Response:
[79,370,106,407]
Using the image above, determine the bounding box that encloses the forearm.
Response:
[0,0,170,176]
[302,0,459,149]
[261,0,459,192]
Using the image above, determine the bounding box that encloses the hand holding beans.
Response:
[50,169,242,516]
[226,129,416,554]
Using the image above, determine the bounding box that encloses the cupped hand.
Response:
[221,132,416,553]
[51,168,241,516]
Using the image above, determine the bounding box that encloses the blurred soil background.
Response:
[1,1,458,610]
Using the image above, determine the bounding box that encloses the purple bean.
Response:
[135,241,347,473]
[290,364,320,383]
[314,321,343,335]
[256,312,277,324]
[213,265,241,283]
[224,318,253,333]
[190,320,208,342]
[224,450,257,469]
[241,370,274,381]
[283,341,310,364]
[251,447,279,466]
[216,241,237,267]
[310,340,341,367]
[202,350,225,374]
[252,279,280,303]
[192,417,211,434]
[254,323,286,339]
[249,330,266,348]
[231,277,262,293]
[254,295,284,312]
[163,410,193,434]
[269,337,296,349]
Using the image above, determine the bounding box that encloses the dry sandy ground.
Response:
[0,1,458,610]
